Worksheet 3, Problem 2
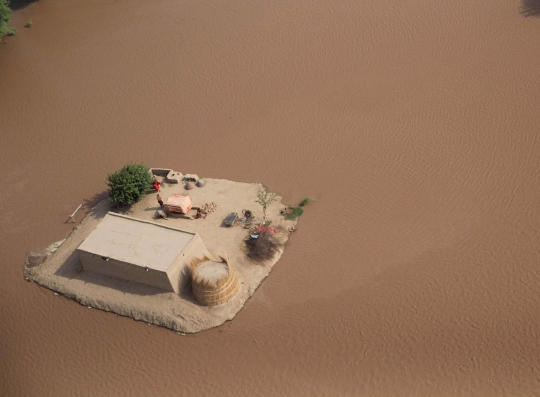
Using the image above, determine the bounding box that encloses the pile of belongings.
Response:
[255,224,277,233]
[165,195,193,214]
[201,202,217,215]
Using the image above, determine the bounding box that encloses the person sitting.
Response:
[243,209,253,220]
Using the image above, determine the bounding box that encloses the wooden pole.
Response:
[69,204,83,223]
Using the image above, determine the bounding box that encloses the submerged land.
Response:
[24,178,296,333]
[3,0,540,396]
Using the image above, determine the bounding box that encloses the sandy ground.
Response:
[24,178,296,333]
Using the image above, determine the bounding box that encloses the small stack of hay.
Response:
[190,255,240,306]
[201,202,218,215]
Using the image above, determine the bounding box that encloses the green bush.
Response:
[6,26,15,35]
[106,163,153,206]
[298,197,314,207]
[284,197,314,220]
[0,0,13,39]
[25,20,32,28]
[284,206,303,221]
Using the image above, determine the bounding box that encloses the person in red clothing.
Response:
[157,194,164,208]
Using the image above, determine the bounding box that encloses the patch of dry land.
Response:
[24,177,297,333]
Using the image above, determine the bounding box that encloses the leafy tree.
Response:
[106,163,153,206]
[0,0,13,39]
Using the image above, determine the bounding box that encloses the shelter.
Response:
[77,213,210,293]
[165,195,193,214]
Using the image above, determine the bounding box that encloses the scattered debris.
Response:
[196,208,207,219]
[246,230,282,262]
[224,212,238,227]
[183,174,199,183]
[201,202,217,214]
[255,225,277,233]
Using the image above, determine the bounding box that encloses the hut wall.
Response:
[79,250,174,291]
[79,250,174,292]
[167,234,211,293]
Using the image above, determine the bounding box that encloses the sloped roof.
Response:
[77,213,195,271]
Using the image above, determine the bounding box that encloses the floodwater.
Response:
[1,0,540,395]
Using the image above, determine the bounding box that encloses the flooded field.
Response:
[1,0,540,395]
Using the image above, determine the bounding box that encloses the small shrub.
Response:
[246,231,281,262]
[0,0,13,39]
[284,206,303,221]
[298,197,314,207]
[284,196,314,220]
[25,20,32,28]
[6,27,15,36]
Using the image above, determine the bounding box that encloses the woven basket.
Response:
[190,255,240,306]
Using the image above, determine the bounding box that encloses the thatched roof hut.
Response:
[190,255,240,306]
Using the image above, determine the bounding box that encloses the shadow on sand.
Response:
[521,0,540,17]
[84,191,109,208]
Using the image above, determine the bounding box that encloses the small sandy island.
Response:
[24,177,297,333]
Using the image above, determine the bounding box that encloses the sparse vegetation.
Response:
[246,230,281,262]
[255,189,278,219]
[298,197,314,207]
[106,163,153,206]
[25,19,32,28]
[0,0,13,38]
[284,206,303,221]
[284,197,314,221]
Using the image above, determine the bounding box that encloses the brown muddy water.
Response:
[1,0,540,396]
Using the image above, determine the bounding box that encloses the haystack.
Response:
[190,255,240,306]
